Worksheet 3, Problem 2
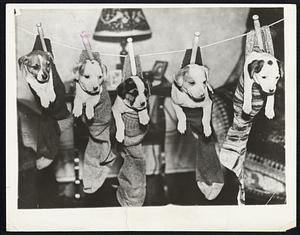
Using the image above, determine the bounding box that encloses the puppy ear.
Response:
[18,55,28,70]
[116,81,126,99]
[203,66,209,80]
[101,63,108,78]
[174,66,189,87]
[143,79,151,97]
[46,52,54,62]
[277,60,284,78]
[247,59,264,78]
[73,62,84,80]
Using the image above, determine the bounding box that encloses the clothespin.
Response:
[190,31,200,64]
[80,31,94,60]
[36,23,47,52]
[252,15,264,50]
[127,38,137,76]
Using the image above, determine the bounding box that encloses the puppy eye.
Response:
[130,90,138,96]
[261,76,266,79]
[276,76,280,79]
[32,64,39,69]
[98,76,102,79]
[189,81,195,85]
[84,75,90,79]
[203,80,207,84]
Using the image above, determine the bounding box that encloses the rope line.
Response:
[16,18,284,58]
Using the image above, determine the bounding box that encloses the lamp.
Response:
[93,8,152,69]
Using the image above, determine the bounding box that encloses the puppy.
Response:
[18,50,56,108]
[243,51,282,119]
[112,75,150,143]
[72,59,107,120]
[171,64,214,137]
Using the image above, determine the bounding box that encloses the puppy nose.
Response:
[140,101,146,106]
[93,86,98,91]
[269,89,274,93]
[42,74,48,80]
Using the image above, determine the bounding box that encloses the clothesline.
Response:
[16,18,284,58]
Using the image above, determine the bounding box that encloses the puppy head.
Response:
[248,54,282,94]
[174,64,209,101]
[117,76,149,111]
[73,59,107,94]
[18,50,53,83]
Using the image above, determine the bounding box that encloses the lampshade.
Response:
[93,8,152,42]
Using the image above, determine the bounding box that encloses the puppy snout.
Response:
[93,86,99,91]
[269,88,275,93]
[140,101,146,107]
[41,74,48,80]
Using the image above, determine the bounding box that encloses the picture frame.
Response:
[152,60,168,80]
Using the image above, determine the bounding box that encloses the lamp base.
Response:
[116,38,128,70]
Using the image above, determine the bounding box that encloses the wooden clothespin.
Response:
[80,31,94,60]
[127,38,137,76]
[252,15,264,50]
[190,31,200,64]
[36,23,47,52]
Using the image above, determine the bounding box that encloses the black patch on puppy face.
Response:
[248,59,265,78]
[117,78,138,105]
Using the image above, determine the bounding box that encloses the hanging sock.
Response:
[114,54,149,206]
[177,46,224,200]
[73,50,114,194]
[219,26,275,205]
[29,35,70,169]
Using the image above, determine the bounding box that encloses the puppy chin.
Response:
[37,78,49,84]
[261,88,276,95]
[190,95,205,102]
[131,102,147,111]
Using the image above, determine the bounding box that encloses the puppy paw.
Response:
[203,125,212,137]
[49,90,56,103]
[72,106,82,118]
[242,104,252,115]
[116,130,125,143]
[36,157,53,170]
[139,114,150,125]
[40,97,50,108]
[85,108,95,120]
[177,120,186,134]
[265,108,275,119]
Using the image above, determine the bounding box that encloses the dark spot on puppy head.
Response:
[248,59,265,78]
[117,77,137,99]
[268,60,273,65]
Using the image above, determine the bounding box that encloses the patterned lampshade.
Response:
[93,8,152,41]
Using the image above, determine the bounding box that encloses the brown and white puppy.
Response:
[243,51,282,119]
[72,59,107,120]
[171,64,214,137]
[18,50,56,108]
[112,76,150,142]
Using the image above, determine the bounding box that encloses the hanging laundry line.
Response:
[16,18,284,58]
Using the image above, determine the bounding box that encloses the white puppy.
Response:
[18,50,56,108]
[171,64,214,137]
[72,59,107,120]
[112,76,150,143]
[243,51,282,119]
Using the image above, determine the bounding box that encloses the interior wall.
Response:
[16,7,250,101]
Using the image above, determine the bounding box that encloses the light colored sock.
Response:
[36,156,53,170]
[197,181,224,200]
